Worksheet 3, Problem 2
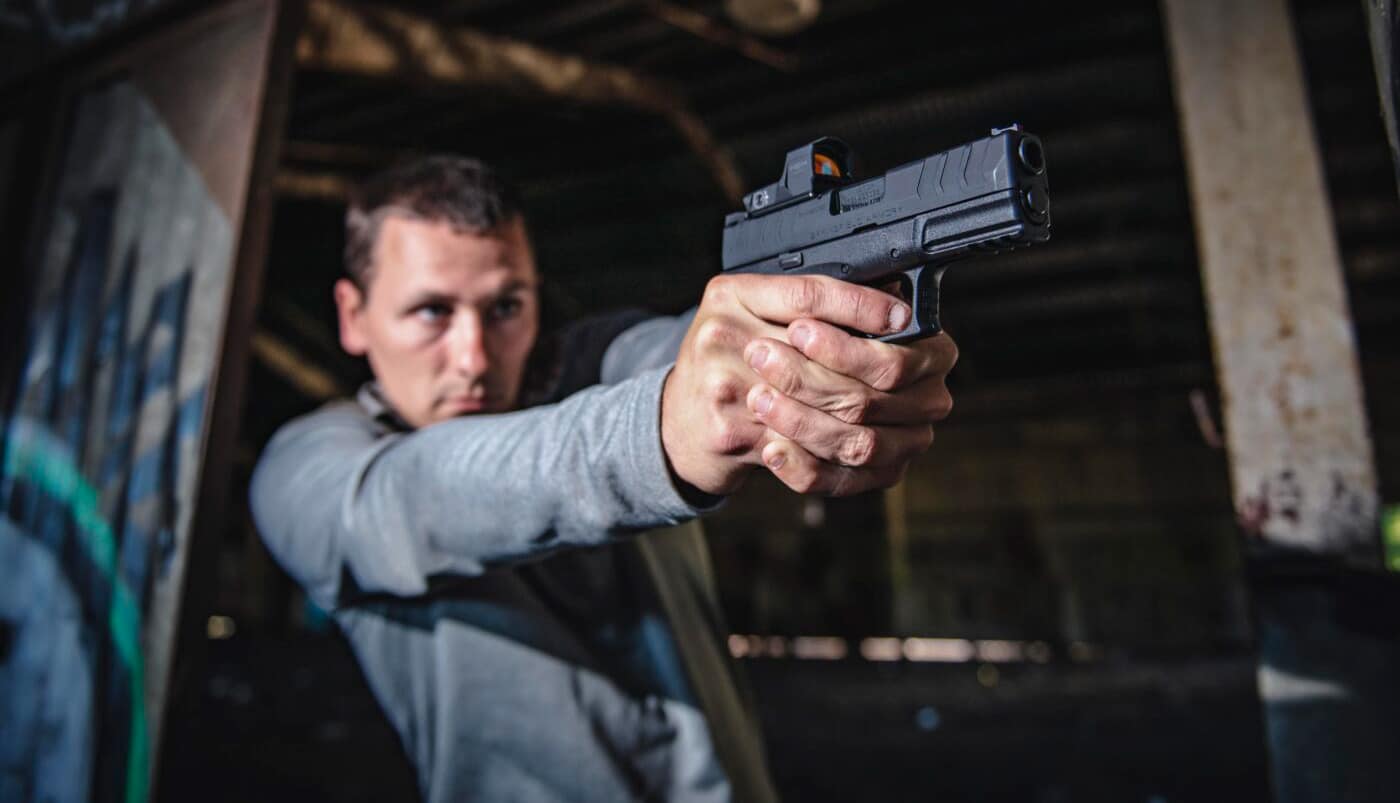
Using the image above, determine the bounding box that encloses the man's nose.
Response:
[447,313,490,378]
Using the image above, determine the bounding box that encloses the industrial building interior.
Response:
[4,0,1394,801]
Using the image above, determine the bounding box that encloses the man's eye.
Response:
[489,297,524,322]
[414,304,451,323]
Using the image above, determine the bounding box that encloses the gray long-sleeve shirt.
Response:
[249,312,778,803]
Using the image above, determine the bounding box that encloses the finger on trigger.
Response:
[736,274,909,336]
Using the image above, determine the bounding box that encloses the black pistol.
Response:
[720,126,1052,343]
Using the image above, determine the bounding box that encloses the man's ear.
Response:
[334,278,369,356]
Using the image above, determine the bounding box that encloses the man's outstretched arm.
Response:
[250,366,706,607]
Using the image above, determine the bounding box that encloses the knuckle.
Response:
[846,286,872,328]
[829,400,861,425]
[927,386,953,421]
[794,321,832,358]
[835,393,872,425]
[839,427,877,467]
[693,317,731,353]
[856,287,893,331]
[786,278,820,315]
[708,417,749,456]
[702,275,735,306]
[766,354,802,396]
[870,355,906,392]
[703,373,741,407]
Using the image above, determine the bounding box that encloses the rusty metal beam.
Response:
[296,0,743,201]
[1162,1,1398,800]
[491,0,633,41]
[639,0,797,73]
[251,329,348,400]
[275,166,355,202]
[1163,0,1378,562]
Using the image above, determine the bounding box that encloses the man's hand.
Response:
[660,273,955,497]
[744,318,956,495]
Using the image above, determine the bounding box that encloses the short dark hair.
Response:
[344,155,524,288]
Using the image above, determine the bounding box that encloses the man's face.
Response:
[334,215,540,428]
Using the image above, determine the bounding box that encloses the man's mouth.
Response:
[440,395,491,414]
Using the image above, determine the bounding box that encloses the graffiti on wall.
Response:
[0,76,241,803]
[0,0,174,42]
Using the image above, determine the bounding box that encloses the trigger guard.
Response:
[878,266,944,344]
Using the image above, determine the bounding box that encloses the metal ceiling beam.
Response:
[639,0,797,73]
[295,0,743,201]
[275,167,355,202]
[568,16,673,60]
[490,0,634,41]
[250,329,348,401]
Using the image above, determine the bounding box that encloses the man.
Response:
[250,156,956,802]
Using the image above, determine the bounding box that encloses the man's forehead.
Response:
[377,214,532,260]
[370,215,537,291]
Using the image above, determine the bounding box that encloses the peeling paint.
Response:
[1237,468,1377,556]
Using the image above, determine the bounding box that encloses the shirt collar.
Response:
[356,382,413,432]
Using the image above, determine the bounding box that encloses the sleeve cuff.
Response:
[627,365,727,521]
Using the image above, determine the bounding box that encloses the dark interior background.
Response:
[154,0,1400,801]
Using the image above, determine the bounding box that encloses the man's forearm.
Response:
[251,366,711,601]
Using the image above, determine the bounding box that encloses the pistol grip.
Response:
[879,265,944,344]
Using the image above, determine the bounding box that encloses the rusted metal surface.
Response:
[1162,0,1380,566]
[296,0,745,202]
